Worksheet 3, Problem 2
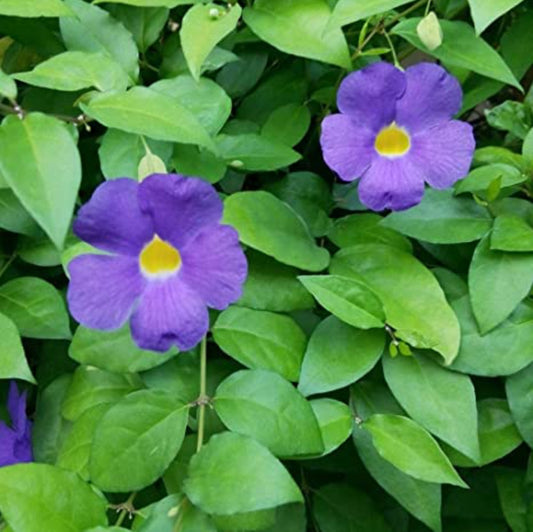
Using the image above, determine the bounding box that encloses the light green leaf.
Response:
[214,509,275,532]
[331,244,460,364]
[491,214,533,252]
[0,277,71,339]
[299,316,385,396]
[352,424,442,532]
[0,463,107,532]
[328,213,412,252]
[69,324,177,373]
[215,369,324,457]
[215,133,301,171]
[455,163,526,195]
[330,0,411,27]
[181,3,241,80]
[262,104,311,147]
[310,399,352,456]
[60,0,139,81]
[383,353,480,461]
[90,389,189,492]
[0,113,81,249]
[138,151,166,180]
[14,51,129,92]
[18,232,77,267]
[0,0,72,17]
[381,189,492,244]
[0,190,41,236]
[62,365,140,421]
[299,275,385,329]
[183,432,303,514]
[0,312,35,383]
[213,306,306,382]
[313,483,391,532]
[393,18,521,88]
[364,414,467,487]
[506,362,533,447]
[468,0,524,34]
[0,68,16,100]
[96,0,198,6]
[469,234,533,333]
[80,87,215,150]
[239,251,315,313]
[223,191,329,271]
[486,100,531,139]
[243,0,351,69]
[444,399,522,467]
[173,144,226,184]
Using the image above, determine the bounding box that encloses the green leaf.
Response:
[216,50,268,98]
[364,414,467,487]
[90,389,189,492]
[352,424,442,532]
[173,144,226,184]
[70,324,177,373]
[381,189,492,244]
[60,0,139,82]
[0,113,81,249]
[214,509,275,532]
[180,3,241,80]
[215,369,324,457]
[455,163,526,196]
[0,312,35,383]
[99,129,172,180]
[506,362,533,447]
[223,191,329,271]
[331,244,460,364]
[298,316,385,396]
[0,0,72,17]
[262,505,306,532]
[382,353,480,461]
[328,213,412,252]
[313,483,391,532]
[243,0,350,69]
[0,463,107,532]
[261,104,311,147]
[183,432,303,514]
[330,0,411,26]
[239,251,315,313]
[0,277,71,339]
[392,18,521,88]
[444,399,522,467]
[213,306,306,382]
[62,365,140,421]
[56,404,110,479]
[215,133,301,171]
[0,190,40,236]
[18,232,77,267]
[310,399,352,456]
[486,100,531,139]
[468,0,524,34]
[450,296,533,377]
[0,68,16,100]
[495,468,528,532]
[469,234,533,333]
[138,151,166,179]
[14,51,129,92]
[150,75,231,136]
[491,214,533,252]
[80,87,215,151]
[299,275,385,329]
[96,0,199,6]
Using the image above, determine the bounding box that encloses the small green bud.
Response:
[417,11,443,51]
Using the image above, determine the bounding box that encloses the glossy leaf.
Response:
[468,0,524,34]
[262,104,311,147]
[491,214,533,252]
[506,362,533,447]
[0,312,35,383]
[310,399,352,456]
[0,0,72,17]
[330,0,411,26]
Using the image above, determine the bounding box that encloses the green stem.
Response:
[383,29,400,68]
[196,336,208,453]
[0,253,16,279]
[114,492,137,527]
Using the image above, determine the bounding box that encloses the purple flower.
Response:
[67,174,248,352]
[320,62,475,211]
[0,382,33,467]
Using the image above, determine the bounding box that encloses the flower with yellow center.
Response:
[140,235,182,277]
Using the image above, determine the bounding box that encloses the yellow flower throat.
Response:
[374,123,410,157]
[140,235,181,276]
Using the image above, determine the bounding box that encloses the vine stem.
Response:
[196,335,208,453]
[114,492,137,527]
[0,253,16,279]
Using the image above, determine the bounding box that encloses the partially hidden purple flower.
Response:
[0,382,33,467]
[67,174,248,352]
[320,62,475,211]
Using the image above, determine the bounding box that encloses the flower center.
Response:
[140,235,181,276]
[374,123,410,157]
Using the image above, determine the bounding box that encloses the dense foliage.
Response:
[1,0,533,531]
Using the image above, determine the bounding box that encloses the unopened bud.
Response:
[209,7,221,19]
[417,11,443,51]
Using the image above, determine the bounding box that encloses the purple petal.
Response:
[7,382,27,436]
[396,63,462,133]
[412,120,475,189]
[320,114,375,182]
[358,155,426,211]
[0,423,17,467]
[74,178,153,256]
[181,224,248,310]
[138,174,223,249]
[337,62,406,131]
[130,276,209,352]
[67,254,145,330]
